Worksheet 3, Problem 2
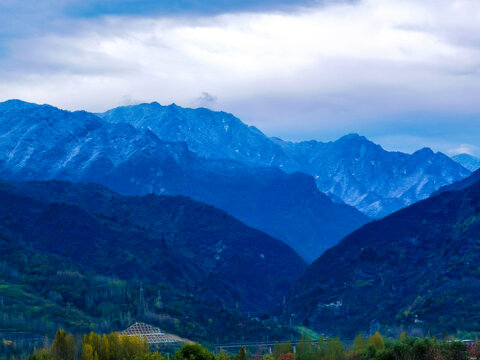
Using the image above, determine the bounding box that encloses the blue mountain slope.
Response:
[0,100,369,261]
[289,173,480,337]
[99,103,469,218]
[452,153,480,172]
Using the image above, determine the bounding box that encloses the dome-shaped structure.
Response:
[120,322,180,345]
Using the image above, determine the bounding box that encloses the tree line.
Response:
[21,330,480,360]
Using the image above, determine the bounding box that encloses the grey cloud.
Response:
[1,0,480,156]
[195,92,218,108]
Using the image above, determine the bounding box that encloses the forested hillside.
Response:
[0,179,305,343]
[290,174,480,337]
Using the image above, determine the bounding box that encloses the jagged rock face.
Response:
[99,102,287,166]
[99,103,470,218]
[0,100,369,261]
[281,136,470,218]
[288,173,480,337]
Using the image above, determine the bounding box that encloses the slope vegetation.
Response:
[289,175,480,336]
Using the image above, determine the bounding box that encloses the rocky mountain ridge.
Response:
[0,99,369,261]
[100,102,469,217]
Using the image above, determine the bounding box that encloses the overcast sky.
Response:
[1,0,480,155]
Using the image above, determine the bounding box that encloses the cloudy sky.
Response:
[1,0,480,155]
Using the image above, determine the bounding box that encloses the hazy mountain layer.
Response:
[100,103,469,217]
[0,100,369,261]
[452,153,480,172]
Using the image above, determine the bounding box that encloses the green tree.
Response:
[51,329,75,360]
[273,342,282,360]
[360,345,376,360]
[297,335,314,360]
[29,349,53,360]
[218,352,232,360]
[353,334,367,355]
[134,352,168,360]
[441,341,467,360]
[174,344,215,360]
[325,338,344,360]
[317,335,327,358]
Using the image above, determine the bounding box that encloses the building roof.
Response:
[120,322,179,344]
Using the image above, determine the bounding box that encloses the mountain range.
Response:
[0,99,368,261]
[0,98,478,340]
[99,102,469,218]
[288,169,480,337]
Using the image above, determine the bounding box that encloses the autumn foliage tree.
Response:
[277,353,295,360]
[51,329,75,360]
[273,341,293,360]
[368,332,385,351]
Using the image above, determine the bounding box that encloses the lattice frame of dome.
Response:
[120,322,179,345]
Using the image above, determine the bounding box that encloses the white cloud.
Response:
[448,144,479,156]
[1,0,480,153]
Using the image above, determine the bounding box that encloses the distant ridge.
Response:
[452,153,480,172]
[100,103,469,217]
[0,100,369,261]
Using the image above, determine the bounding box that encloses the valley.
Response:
[0,99,478,356]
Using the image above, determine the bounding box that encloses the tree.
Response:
[134,352,168,360]
[82,331,148,360]
[29,349,53,360]
[218,352,232,360]
[353,334,367,355]
[297,335,314,360]
[174,343,215,360]
[368,332,384,351]
[273,342,293,360]
[236,347,248,360]
[316,335,327,360]
[118,334,149,360]
[468,341,480,360]
[81,344,96,360]
[278,354,295,360]
[101,334,110,360]
[51,329,75,360]
[278,353,295,360]
[325,338,344,360]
